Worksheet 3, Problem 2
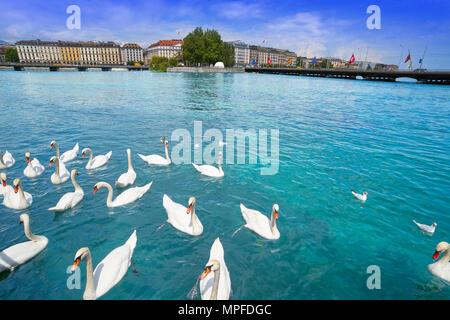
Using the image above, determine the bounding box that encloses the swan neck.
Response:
[86,149,93,166]
[54,144,61,158]
[270,210,277,231]
[0,152,4,165]
[127,150,133,171]
[438,248,450,264]
[54,157,60,176]
[71,173,83,193]
[84,250,96,298]
[165,145,170,162]
[23,218,41,242]
[102,183,114,206]
[210,268,220,300]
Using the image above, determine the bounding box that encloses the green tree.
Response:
[149,56,170,72]
[182,27,235,67]
[5,48,19,62]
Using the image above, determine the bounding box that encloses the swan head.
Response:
[273,204,279,219]
[13,178,21,193]
[19,213,29,225]
[1,172,6,186]
[49,156,58,167]
[81,148,89,158]
[126,148,131,154]
[93,182,106,194]
[25,152,31,163]
[433,242,450,260]
[71,169,79,177]
[200,259,220,280]
[187,197,196,214]
[72,247,90,271]
[50,141,56,149]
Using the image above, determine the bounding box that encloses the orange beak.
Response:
[14,186,18,193]
[200,267,211,280]
[82,153,85,158]
[274,210,278,219]
[49,160,54,167]
[187,204,192,214]
[50,144,53,149]
[93,186,98,194]
[19,220,23,225]
[26,157,30,164]
[72,258,81,271]
[433,250,441,260]
[2,180,5,187]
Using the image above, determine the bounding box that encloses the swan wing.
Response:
[49,192,78,211]
[112,182,151,207]
[93,231,136,298]
[60,143,79,162]
[89,152,112,169]
[3,151,15,167]
[31,158,45,175]
[0,238,48,272]
[138,154,168,165]
[163,194,192,232]
[240,204,273,238]
[115,169,136,188]
[192,163,221,177]
[200,238,231,300]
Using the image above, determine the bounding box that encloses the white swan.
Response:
[0,173,13,197]
[351,189,368,201]
[3,178,33,210]
[0,150,15,169]
[192,152,224,178]
[0,214,48,272]
[115,148,136,188]
[162,195,203,235]
[82,148,112,169]
[413,220,437,235]
[138,137,171,165]
[428,241,450,283]
[50,141,79,163]
[49,156,70,184]
[199,238,231,300]
[235,203,280,240]
[48,169,84,212]
[94,181,152,207]
[23,152,45,178]
[71,230,137,300]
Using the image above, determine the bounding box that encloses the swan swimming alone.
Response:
[71,230,137,300]
[234,203,280,240]
[94,181,152,207]
[48,169,84,212]
[138,137,171,165]
[0,214,48,272]
[49,156,70,184]
[428,241,450,283]
[82,148,112,169]
[115,148,136,188]
[351,189,368,202]
[23,152,45,178]
[192,152,224,178]
[161,195,203,235]
[50,141,79,163]
[2,178,33,210]
[0,150,15,169]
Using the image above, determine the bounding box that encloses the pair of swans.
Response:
[188,238,231,300]
[48,169,84,212]
[49,156,70,184]
[24,152,45,178]
[233,203,280,240]
[161,195,203,235]
[2,176,33,210]
[115,148,136,188]
[50,141,79,163]
[82,148,112,170]
[94,181,152,207]
[0,214,48,272]
[138,137,171,166]
[428,242,450,283]
[71,230,137,300]
[0,150,15,169]
[192,152,224,178]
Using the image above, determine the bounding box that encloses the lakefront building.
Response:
[227,40,250,66]
[248,45,297,66]
[120,43,143,64]
[143,40,183,64]
[15,40,121,65]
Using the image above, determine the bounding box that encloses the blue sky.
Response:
[1,0,449,69]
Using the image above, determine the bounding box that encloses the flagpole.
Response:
[419,42,428,71]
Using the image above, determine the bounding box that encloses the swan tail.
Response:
[125,230,137,254]
[192,163,200,172]
[48,207,58,211]
[232,225,246,238]
[105,151,112,159]
[141,181,152,194]
[74,143,79,153]
[137,153,148,162]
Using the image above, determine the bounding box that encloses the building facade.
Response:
[15,39,121,65]
[121,43,143,64]
[227,41,250,66]
[144,40,183,64]
[247,45,297,66]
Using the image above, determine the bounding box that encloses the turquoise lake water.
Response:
[0,70,449,299]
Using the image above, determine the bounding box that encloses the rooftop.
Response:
[147,40,183,49]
